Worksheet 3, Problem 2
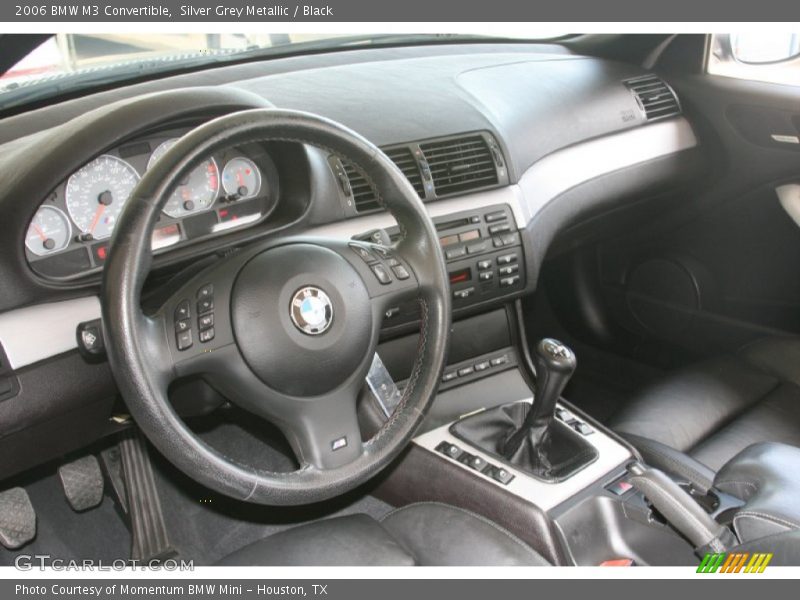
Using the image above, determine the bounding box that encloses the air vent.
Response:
[341,162,380,213]
[420,134,499,197]
[625,75,681,121]
[384,146,425,198]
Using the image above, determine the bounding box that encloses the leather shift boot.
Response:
[450,402,598,482]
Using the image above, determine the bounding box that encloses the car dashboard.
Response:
[0,41,704,481]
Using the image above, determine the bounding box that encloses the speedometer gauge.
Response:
[148,138,219,218]
[65,155,140,240]
[25,205,71,256]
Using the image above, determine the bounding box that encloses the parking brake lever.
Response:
[627,462,738,556]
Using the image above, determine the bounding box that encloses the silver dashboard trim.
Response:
[413,400,633,511]
[0,296,101,370]
[516,117,697,218]
[0,119,696,370]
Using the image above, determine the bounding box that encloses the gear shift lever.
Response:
[504,338,577,455]
[450,337,598,482]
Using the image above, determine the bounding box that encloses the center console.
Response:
[368,206,733,566]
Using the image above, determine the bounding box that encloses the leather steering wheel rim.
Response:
[102,108,451,505]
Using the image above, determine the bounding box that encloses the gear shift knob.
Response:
[528,338,576,427]
[502,338,577,458]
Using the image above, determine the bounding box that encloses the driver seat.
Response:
[216,502,550,566]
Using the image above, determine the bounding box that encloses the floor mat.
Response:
[0,408,395,566]
[150,407,395,565]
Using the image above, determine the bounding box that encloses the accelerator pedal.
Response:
[58,456,104,512]
[0,487,36,549]
[119,430,176,562]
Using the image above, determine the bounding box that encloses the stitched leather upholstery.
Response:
[714,442,800,542]
[611,337,800,473]
[216,502,550,566]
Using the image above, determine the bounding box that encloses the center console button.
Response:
[467,241,489,254]
[497,253,517,265]
[484,210,507,223]
[457,366,475,377]
[486,465,515,484]
[490,354,509,367]
[477,260,492,270]
[462,454,487,471]
[442,370,458,383]
[475,361,490,371]
[435,441,463,460]
[498,264,519,276]
[445,246,467,260]
[500,232,520,246]
[479,271,494,281]
[453,287,474,300]
[500,275,520,287]
[488,223,511,235]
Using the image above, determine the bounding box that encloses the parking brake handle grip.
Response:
[627,462,737,555]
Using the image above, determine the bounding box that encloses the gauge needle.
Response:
[32,223,47,241]
[89,204,106,235]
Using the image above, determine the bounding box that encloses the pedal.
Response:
[0,487,36,549]
[58,456,104,512]
[119,430,176,562]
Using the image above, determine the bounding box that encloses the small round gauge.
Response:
[65,155,140,240]
[148,138,219,218]
[222,157,262,199]
[25,205,71,256]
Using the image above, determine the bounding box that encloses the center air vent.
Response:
[625,75,681,121]
[384,147,425,199]
[336,131,508,215]
[420,134,499,197]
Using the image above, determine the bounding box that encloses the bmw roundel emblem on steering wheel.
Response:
[290,286,334,335]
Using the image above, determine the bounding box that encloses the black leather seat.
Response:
[611,337,800,484]
[217,502,550,566]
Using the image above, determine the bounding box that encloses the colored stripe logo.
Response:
[697,552,773,573]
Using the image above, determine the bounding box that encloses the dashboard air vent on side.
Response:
[384,146,425,198]
[342,162,381,213]
[625,75,681,121]
[419,134,499,196]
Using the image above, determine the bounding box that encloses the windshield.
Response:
[0,33,566,112]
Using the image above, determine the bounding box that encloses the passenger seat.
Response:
[610,336,800,487]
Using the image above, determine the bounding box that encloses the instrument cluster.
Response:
[24,127,278,279]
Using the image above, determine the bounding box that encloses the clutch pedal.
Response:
[0,487,36,549]
[58,456,104,512]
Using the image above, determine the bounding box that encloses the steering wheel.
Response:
[102,109,451,505]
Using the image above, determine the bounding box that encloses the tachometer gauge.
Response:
[222,157,262,199]
[25,205,71,256]
[65,155,140,240]
[148,138,219,218]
